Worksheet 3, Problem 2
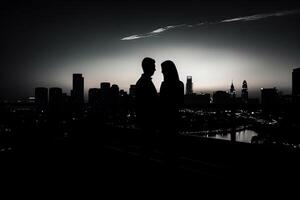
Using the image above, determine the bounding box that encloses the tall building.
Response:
[111,84,120,103]
[111,84,120,112]
[292,68,300,103]
[241,80,248,103]
[71,73,84,104]
[229,81,236,98]
[186,76,193,95]
[100,82,111,106]
[35,87,48,107]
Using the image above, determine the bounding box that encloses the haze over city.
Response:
[1,0,300,100]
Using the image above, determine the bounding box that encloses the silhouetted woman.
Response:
[159,60,184,166]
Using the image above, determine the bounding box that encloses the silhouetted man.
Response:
[135,57,158,160]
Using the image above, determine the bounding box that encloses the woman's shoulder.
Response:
[178,81,184,87]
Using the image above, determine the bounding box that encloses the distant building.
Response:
[100,82,111,107]
[119,90,130,112]
[49,87,63,109]
[71,73,84,104]
[241,80,248,103]
[62,93,71,104]
[111,84,119,95]
[261,88,279,106]
[184,93,210,106]
[100,82,111,98]
[111,84,120,107]
[213,91,230,105]
[88,88,100,106]
[27,97,35,104]
[229,82,236,98]
[280,94,292,105]
[100,82,111,90]
[292,68,300,103]
[120,90,128,96]
[35,87,48,107]
[129,85,136,98]
[186,76,193,95]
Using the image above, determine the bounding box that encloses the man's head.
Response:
[142,57,156,76]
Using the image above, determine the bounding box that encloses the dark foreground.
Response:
[1,125,300,191]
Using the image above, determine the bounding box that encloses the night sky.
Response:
[1,0,300,100]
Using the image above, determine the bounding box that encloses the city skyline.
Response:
[1,0,300,100]
[28,69,300,104]
[1,70,298,102]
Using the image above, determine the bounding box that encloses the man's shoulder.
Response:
[136,76,144,86]
[179,81,184,87]
[136,75,150,86]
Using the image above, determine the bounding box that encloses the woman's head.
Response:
[161,60,180,82]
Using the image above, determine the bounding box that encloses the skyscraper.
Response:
[229,81,236,98]
[71,73,84,104]
[111,84,120,105]
[186,76,193,95]
[241,80,248,103]
[111,84,120,113]
[100,82,111,107]
[100,82,111,98]
[292,68,300,103]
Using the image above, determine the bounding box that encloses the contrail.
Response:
[121,24,185,40]
[221,10,300,23]
[121,10,300,41]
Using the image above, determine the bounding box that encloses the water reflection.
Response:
[209,130,258,143]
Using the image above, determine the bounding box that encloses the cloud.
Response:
[121,10,300,41]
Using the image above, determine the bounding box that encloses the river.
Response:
[207,129,258,143]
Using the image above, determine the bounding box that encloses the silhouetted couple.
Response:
[135,57,184,165]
